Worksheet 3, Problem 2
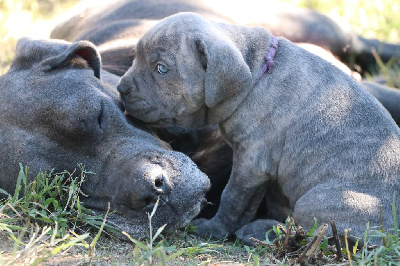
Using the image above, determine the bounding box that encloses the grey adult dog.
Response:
[117,12,400,243]
[0,38,210,238]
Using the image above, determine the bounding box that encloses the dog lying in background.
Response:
[51,0,400,76]
[117,12,400,244]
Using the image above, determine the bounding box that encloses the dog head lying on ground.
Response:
[0,38,210,238]
[118,12,400,244]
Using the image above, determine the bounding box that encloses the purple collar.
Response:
[256,36,278,82]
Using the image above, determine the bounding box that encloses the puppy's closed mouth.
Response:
[125,110,173,127]
[146,118,174,127]
[124,106,157,121]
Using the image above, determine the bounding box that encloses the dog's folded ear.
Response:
[196,35,252,108]
[11,39,101,79]
[38,40,102,79]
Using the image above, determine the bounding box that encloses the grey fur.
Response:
[0,38,210,238]
[51,0,400,125]
[361,81,400,125]
[118,12,400,243]
[51,0,400,75]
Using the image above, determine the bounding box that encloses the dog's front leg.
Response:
[193,148,270,239]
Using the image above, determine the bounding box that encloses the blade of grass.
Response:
[152,224,167,243]
[88,202,110,256]
[393,193,398,237]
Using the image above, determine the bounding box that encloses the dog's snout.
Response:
[153,173,171,195]
[124,167,172,210]
[118,66,137,97]
[117,80,130,96]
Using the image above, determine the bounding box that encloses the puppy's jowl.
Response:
[118,12,400,244]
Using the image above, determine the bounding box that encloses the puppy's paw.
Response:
[235,219,282,246]
[191,218,230,240]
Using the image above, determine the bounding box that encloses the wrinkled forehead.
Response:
[137,28,181,54]
[4,65,112,106]
[137,13,207,52]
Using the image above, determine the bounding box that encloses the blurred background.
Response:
[1,0,399,78]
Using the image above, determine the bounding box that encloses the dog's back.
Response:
[234,39,400,236]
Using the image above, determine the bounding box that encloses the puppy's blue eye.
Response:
[157,63,169,75]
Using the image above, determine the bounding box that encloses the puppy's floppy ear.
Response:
[196,35,252,108]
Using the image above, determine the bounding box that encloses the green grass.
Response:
[283,0,400,42]
[0,165,244,264]
[0,164,107,234]
[1,166,400,264]
[0,164,113,264]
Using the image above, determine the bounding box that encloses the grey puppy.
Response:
[118,12,400,243]
[0,38,210,238]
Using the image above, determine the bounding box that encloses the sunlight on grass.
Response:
[283,0,400,42]
[0,0,78,74]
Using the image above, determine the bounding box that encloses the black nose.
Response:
[126,172,172,210]
[117,82,130,97]
[154,173,171,195]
